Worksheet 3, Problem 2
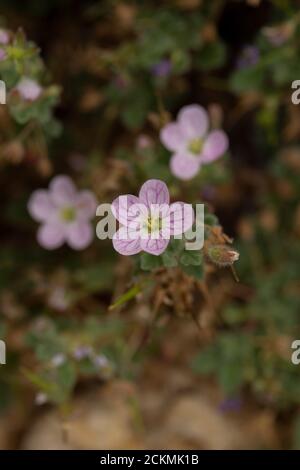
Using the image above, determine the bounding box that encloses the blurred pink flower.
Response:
[28,175,97,250]
[0,29,9,45]
[16,77,42,101]
[262,24,293,47]
[47,286,69,311]
[136,134,153,151]
[111,179,194,256]
[160,104,228,180]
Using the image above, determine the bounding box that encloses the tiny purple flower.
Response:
[28,175,97,250]
[236,45,259,69]
[0,29,9,45]
[201,184,216,200]
[151,59,172,78]
[68,153,86,172]
[160,104,229,180]
[73,346,93,360]
[219,397,242,413]
[16,77,42,101]
[111,179,194,256]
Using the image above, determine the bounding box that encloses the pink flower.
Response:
[160,104,229,180]
[0,29,9,45]
[111,179,194,256]
[136,134,153,151]
[16,77,42,101]
[28,175,97,250]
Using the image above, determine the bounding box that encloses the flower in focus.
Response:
[160,104,228,180]
[151,58,172,78]
[111,179,194,256]
[16,77,42,101]
[236,45,259,69]
[28,175,97,250]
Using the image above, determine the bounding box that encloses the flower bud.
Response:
[207,244,239,267]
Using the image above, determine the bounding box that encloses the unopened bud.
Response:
[207,244,239,267]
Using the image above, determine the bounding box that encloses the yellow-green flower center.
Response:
[60,207,76,222]
[145,216,162,233]
[188,138,203,155]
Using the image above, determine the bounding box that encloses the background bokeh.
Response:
[0,0,300,449]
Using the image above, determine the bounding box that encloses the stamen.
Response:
[60,207,76,222]
[188,138,203,155]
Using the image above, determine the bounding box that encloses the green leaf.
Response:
[196,41,226,70]
[162,250,178,268]
[140,253,163,271]
[217,361,244,395]
[22,368,57,395]
[192,348,218,374]
[230,66,265,93]
[180,251,203,266]
[161,238,184,267]
[56,362,76,395]
[204,213,219,226]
